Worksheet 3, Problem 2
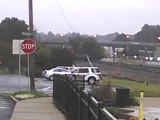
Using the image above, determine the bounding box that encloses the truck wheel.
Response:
[88,77,96,84]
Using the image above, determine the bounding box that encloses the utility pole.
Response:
[29,0,35,91]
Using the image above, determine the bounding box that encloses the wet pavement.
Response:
[10,97,65,120]
[125,97,160,120]
[0,96,15,120]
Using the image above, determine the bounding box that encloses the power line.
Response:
[56,0,74,32]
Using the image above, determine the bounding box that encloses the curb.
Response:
[10,95,19,103]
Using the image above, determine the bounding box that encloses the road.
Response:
[0,75,52,120]
[35,78,53,96]
[0,74,53,95]
[0,74,29,93]
[0,96,15,120]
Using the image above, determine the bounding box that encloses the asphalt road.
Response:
[0,75,52,120]
[0,74,53,94]
[0,74,29,93]
[0,96,15,120]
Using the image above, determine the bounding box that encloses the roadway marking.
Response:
[0,97,9,109]
[0,107,8,109]
[37,87,53,96]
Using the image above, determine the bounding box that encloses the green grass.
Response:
[12,91,49,100]
[102,76,160,97]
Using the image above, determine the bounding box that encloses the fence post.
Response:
[97,102,103,120]
[87,93,92,120]
[78,90,81,120]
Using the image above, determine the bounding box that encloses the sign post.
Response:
[12,40,24,91]
[21,39,36,91]
[21,39,36,54]
[12,39,36,91]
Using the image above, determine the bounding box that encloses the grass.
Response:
[102,76,160,97]
[12,91,49,100]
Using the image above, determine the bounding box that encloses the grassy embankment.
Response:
[102,76,160,97]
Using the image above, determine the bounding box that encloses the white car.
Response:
[71,67,102,84]
[42,67,71,81]
[56,66,75,71]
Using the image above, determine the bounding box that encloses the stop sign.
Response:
[21,39,36,54]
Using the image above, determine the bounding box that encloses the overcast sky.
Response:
[0,0,160,35]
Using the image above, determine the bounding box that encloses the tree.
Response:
[69,36,85,55]
[82,37,105,60]
[69,36,105,60]
[35,44,51,69]
[0,17,29,73]
[0,41,19,73]
[34,44,51,77]
[113,33,131,42]
[0,17,29,43]
[134,24,160,43]
[50,48,75,68]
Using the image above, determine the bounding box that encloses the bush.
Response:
[129,95,139,106]
[92,81,115,103]
[12,91,48,100]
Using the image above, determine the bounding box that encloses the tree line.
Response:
[0,17,104,75]
[0,17,159,74]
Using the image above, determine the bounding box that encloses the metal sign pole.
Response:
[28,54,30,91]
[18,40,21,91]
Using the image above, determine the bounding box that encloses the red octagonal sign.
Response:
[21,39,36,54]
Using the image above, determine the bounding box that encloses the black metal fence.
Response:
[53,75,117,120]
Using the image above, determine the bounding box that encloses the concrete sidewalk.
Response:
[10,97,65,120]
[123,97,160,119]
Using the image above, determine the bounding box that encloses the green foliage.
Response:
[134,24,160,43]
[114,33,131,42]
[103,76,160,97]
[50,47,75,67]
[92,81,114,102]
[0,68,9,74]
[0,41,19,73]
[35,44,51,69]
[34,44,51,77]
[0,17,28,43]
[12,91,48,100]
[114,24,160,43]
[0,17,29,73]
[129,94,139,106]
[69,36,105,60]
[69,36,85,54]
[82,38,105,60]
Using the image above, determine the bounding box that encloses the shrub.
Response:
[92,81,115,103]
[12,91,48,100]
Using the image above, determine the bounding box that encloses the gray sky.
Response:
[0,0,160,35]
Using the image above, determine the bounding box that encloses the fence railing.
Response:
[53,75,117,120]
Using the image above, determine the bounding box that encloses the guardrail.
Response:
[53,75,117,120]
